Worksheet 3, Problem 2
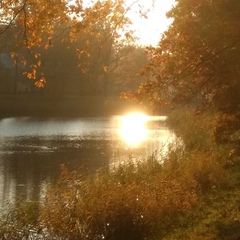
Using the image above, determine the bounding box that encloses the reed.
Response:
[40,158,199,240]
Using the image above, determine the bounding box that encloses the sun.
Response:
[126,0,175,46]
[119,113,148,145]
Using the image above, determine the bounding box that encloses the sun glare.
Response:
[119,113,148,145]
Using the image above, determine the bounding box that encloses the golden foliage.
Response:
[132,0,240,117]
[0,0,145,88]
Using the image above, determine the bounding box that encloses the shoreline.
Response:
[0,94,148,118]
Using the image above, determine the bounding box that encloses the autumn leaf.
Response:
[103,66,108,72]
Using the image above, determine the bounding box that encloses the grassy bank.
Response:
[162,108,240,239]
[0,94,147,118]
[1,107,240,239]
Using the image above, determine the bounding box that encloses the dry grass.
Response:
[40,139,228,240]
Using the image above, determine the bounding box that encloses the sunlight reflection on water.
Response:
[119,113,149,145]
[109,114,177,169]
[0,114,178,213]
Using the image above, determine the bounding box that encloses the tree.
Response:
[1,0,68,87]
[112,46,148,94]
[0,0,151,90]
[128,0,240,140]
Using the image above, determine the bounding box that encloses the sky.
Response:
[72,0,175,46]
[126,0,175,46]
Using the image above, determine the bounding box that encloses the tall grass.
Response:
[0,199,47,239]
[40,161,198,240]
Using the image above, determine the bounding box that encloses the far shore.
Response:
[0,94,151,118]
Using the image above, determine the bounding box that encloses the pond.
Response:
[0,114,177,212]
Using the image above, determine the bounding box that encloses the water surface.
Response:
[0,115,176,212]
